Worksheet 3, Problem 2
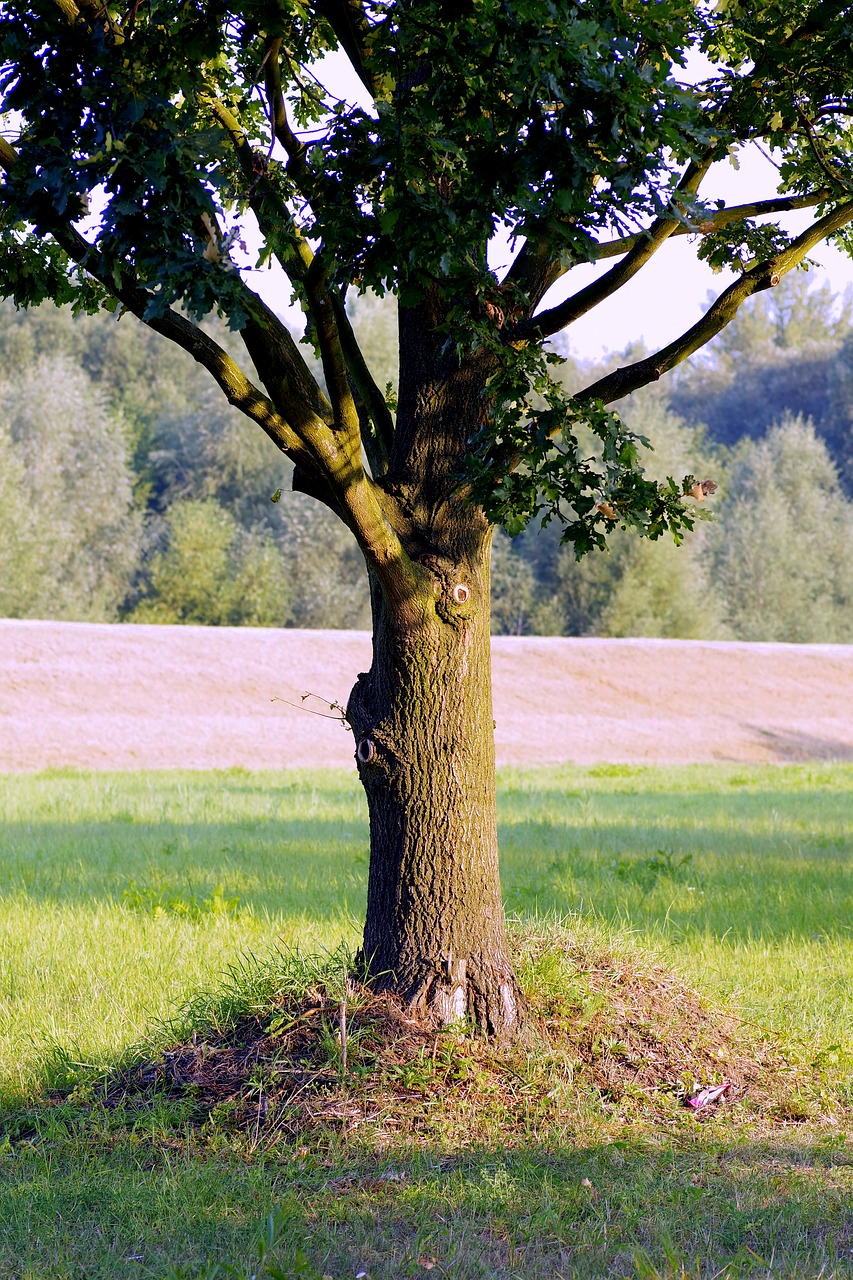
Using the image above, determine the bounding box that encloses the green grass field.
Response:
[1,764,852,1278]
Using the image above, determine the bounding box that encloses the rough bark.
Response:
[347,532,524,1038]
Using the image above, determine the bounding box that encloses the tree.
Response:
[490,530,538,635]
[538,389,728,638]
[0,356,141,619]
[669,275,853,485]
[829,331,853,492]
[130,497,292,626]
[711,416,853,642]
[3,0,853,1034]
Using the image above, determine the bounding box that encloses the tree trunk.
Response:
[347,532,524,1038]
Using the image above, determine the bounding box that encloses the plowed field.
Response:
[2,619,851,770]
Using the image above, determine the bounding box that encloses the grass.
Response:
[1,763,852,1277]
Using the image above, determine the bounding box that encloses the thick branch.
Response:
[237,303,333,431]
[49,0,124,41]
[574,198,853,407]
[204,88,394,470]
[527,188,833,340]
[201,92,313,285]
[66,240,319,466]
[1,79,417,615]
[76,234,417,607]
[313,0,379,99]
[198,206,333,433]
[51,0,82,23]
[263,39,311,188]
[516,158,712,338]
[502,156,713,313]
[0,136,330,486]
[330,295,395,473]
[295,258,359,440]
[202,97,353,424]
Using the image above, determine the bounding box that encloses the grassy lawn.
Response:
[1,764,852,1278]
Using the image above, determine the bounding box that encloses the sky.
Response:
[241,52,853,365]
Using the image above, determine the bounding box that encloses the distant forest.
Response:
[2,273,852,642]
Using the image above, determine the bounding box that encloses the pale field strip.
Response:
[0,619,851,770]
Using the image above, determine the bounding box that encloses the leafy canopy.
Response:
[2,0,853,558]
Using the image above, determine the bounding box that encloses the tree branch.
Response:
[0,136,334,491]
[263,38,311,188]
[50,0,82,23]
[70,244,320,467]
[203,87,394,473]
[48,0,124,41]
[793,103,853,196]
[200,92,313,281]
[503,14,847,328]
[584,189,834,264]
[1,56,418,615]
[237,302,334,433]
[197,205,335,436]
[201,95,357,434]
[514,158,711,338]
[43,0,331,445]
[330,294,395,472]
[526,188,834,340]
[312,0,379,100]
[572,198,853,407]
[502,156,713,314]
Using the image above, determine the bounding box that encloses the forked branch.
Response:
[574,198,853,407]
[585,190,833,265]
[514,157,712,337]
[203,87,391,469]
[0,134,417,604]
[502,156,713,315]
[524,188,832,341]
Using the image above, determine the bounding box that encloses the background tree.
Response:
[489,531,539,636]
[0,356,141,619]
[130,497,291,627]
[531,389,728,638]
[670,274,853,491]
[710,416,853,642]
[828,331,853,492]
[3,0,853,1033]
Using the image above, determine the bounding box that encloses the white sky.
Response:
[241,52,853,364]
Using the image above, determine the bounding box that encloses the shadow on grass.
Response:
[0,818,370,921]
[1,789,852,942]
[2,1125,853,1278]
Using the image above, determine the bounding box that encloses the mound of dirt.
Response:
[1,619,852,770]
[102,933,785,1146]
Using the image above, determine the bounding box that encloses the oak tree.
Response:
[3,0,853,1033]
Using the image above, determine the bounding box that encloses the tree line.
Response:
[2,274,852,644]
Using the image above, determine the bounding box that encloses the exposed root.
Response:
[385,953,525,1039]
